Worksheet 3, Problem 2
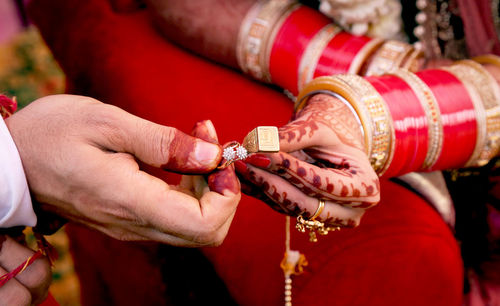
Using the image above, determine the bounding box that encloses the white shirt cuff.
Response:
[0,118,36,227]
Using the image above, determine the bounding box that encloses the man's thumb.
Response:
[121,117,221,173]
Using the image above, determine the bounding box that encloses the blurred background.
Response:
[1,1,80,305]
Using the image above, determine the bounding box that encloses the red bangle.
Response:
[313,33,374,78]
[416,69,478,170]
[268,5,330,94]
[297,24,341,92]
[366,75,428,177]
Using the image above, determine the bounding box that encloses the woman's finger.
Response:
[238,162,365,227]
[246,151,379,209]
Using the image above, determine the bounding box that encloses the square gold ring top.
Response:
[243,126,280,153]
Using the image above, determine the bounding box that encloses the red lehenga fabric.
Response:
[28,0,463,305]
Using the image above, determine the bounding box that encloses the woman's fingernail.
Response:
[234,160,248,174]
[246,154,271,168]
[195,141,221,166]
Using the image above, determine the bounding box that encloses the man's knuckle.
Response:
[4,284,32,306]
[158,127,176,162]
[24,258,51,288]
[194,223,219,245]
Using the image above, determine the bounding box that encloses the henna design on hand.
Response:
[280,94,365,152]
[238,162,367,227]
[238,93,381,226]
[266,152,379,208]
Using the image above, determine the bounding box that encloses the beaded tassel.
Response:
[280,216,308,306]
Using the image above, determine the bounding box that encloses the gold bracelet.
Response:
[236,1,262,74]
[296,75,394,174]
[400,48,424,72]
[236,0,297,82]
[472,54,500,68]
[364,40,415,76]
[348,38,384,75]
[389,69,443,170]
[263,2,300,83]
[446,60,500,166]
[441,63,491,167]
[297,24,341,91]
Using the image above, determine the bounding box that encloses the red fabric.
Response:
[0,94,17,119]
[28,0,464,305]
[40,293,60,306]
[108,0,144,13]
[457,0,500,56]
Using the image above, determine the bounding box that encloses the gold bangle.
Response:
[400,48,424,72]
[472,54,500,68]
[446,60,500,167]
[389,69,443,170]
[364,40,415,76]
[296,75,394,174]
[263,2,300,83]
[236,1,262,74]
[297,24,341,91]
[441,63,491,167]
[236,0,297,82]
[348,38,384,75]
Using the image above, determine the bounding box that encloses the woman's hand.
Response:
[0,236,51,305]
[6,95,240,246]
[236,94,380,227]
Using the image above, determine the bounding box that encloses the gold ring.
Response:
[310,199,325,220]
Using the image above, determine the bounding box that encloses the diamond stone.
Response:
[222,147,236,161]
[235,145,248,160]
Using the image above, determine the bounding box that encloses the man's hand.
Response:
[6,95,240,246]
[0,236,51,306]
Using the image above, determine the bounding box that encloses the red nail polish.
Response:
[246,154,271,168]
[234,160,248,174]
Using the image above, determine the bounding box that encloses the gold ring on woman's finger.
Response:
[310,199,325,220]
